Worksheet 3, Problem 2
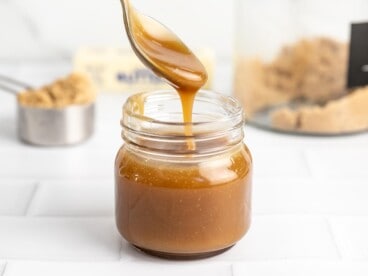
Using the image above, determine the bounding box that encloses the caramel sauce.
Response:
[116,0,252,258]
[123,0,208,141]
[116,145,252,255]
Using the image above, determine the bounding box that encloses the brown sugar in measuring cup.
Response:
[0,73,96,146]
[17,73,96,108]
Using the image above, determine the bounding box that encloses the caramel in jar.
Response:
[115,91,252,259]
[117,1,252,259]
[116,145,252,257]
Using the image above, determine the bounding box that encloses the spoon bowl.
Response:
[120,0,207,91]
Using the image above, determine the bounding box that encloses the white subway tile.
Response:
[0,181,36,215]
[330,217,368,260]
[253,178,318,215]
[209,215,338,261]
[4,261,231,276]
[233,261,368,276]
[314,179,368,215]
[81,124,121,151]
[251,148,310,178]
[27,179,114,216]
[76,94,127,150]
[246,127,368,149]
[0,92,18,148]
[121,215,338,262]
[0,217,121,261]
[246,127,312,149]
[254,177,368,215]
[306,149,368,178]
[0,262,6,276]
[0,148,114,179]
[0,119,18,148]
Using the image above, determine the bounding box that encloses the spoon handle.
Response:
[0,75,33,95]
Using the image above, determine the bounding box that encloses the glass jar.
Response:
[234,0,368,135]
[115,90,252,259]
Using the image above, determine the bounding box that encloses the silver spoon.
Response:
[119,0,207,91]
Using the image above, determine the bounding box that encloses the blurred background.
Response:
[0,0,234,61]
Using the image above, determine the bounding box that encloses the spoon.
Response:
[119,0,207,92]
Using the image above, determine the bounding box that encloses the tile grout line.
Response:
[325,217,343,260]
[119,241,125,260]
[253,212,368,217]
[230,263,235,276]
[23,181,40,216]
[301,149,314,178]
[0,262,7,276]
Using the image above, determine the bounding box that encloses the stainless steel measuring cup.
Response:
[0,75,95,146]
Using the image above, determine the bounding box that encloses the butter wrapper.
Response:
[73,47,215,93]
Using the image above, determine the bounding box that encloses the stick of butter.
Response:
[73,47,215,93]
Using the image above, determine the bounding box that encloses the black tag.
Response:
[347,22,368,88]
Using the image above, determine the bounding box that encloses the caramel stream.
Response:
[121,0,208,148]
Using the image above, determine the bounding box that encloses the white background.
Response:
[0,0,234,61]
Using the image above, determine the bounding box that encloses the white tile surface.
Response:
[0,90,18,148]
[315,179,368,215]
[3,261,231,276]
[0,148,114,179]
[121,215,339,262]
[251,148,310,178]
[254,178,368,215]
[0,262,6,276]
[213,215,338,261]
[233,261,368,276]
[0,217,121,261]
[0,181,37,216]
[306,148,368,178]
[253,177,316,215]
[27,179,114,216]
[245,127,368,149]
[330,217,368,260]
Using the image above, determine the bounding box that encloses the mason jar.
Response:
[115,90,252,259]
[234,0,368,135]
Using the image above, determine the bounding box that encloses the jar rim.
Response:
[121,89,245,154]
[122,89,244,129]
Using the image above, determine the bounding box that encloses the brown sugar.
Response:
[265,37,348,102]
[235,59,296,116]
[271,86,368,133]
[17,73,96,108]
[234,37,368,134]
[297,38,348,102]
[234,37,348,117]
[115,144,252,254]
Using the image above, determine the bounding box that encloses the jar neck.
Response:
[121,90,245,156]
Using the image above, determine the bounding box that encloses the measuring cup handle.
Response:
[0,75,33,96]
[0,83,19,95]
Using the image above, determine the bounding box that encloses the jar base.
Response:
[133,244,234,260]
